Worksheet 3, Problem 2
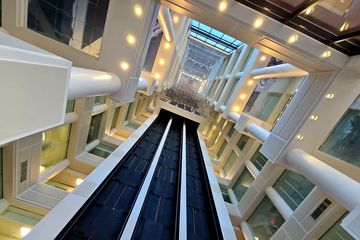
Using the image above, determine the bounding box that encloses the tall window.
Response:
[232,168,254,201]
[87,113,103,143]
[111,107,120,130]
[66,100,75,113]
[320,213,354,240]
[237,135,250,150]
[27,0,109,57]
[250,145,268,171]
[227,123,236,137]
[223,151,238,176]
[273,170,315,210]
[94,96,106,106]
[0,147,3,199]
[41,125,71,171]
[247,196,285,239]
[217,141,227,159]
[256,93,282,121]
[320,95,360,168]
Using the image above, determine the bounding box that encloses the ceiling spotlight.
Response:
[325,93,335,100]
[164,42,171,49]
[173,15,179,23]
[253,17,264,29]
[240,94,246,100]
[340,21,350,32]
[288,34,299,44]
[20,227,31,237]
[154,73,161,79]
[159,58,165,65]
[247,79,254,86]
[120,61,130,71]
[126,34,136,45]
[134,4,143,17]
[218,0,228,12]
[321,50,332,58]
[296,134,304,141]
[310,115,319,121]
[260,55,267,62]
[303,6,315,15]
[75,178,84,186]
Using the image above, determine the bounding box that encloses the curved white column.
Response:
[245,123,270,143]
[219,105,226,113]
[137,78,148,90]
[229,112,240,122]
[287,149,360,210]
[251,63,308,80]
[265,187,293,220]
[68,67,121,100]
[158,6,175,42]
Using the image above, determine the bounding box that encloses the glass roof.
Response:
[235,0,360,55]
[190,20,242,53]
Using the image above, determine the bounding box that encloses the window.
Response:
[273,170,315,210]
[125,103,133,122]
[89,143,116,159]
[320,213,354,240]
[250,145,268,171]
[227,123,236,137]
[27,0,110,57]
[20,161,28,183]
[0,147,3,199]
[247,196,285,239]
[217,141,227,159]
[94,96,106,106]
[223,151,238,176]
[256,93,282,121]
[111,107,120,130]
[87,113,103,143]
[66,100,75,113]
[320,96,360,168]
[237,135,250,150]
[41,124,71,170]
[232,168,254,201]
[220,186,231,203]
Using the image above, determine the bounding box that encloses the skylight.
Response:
[190,20,242,53]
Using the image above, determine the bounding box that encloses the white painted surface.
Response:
[68,67,121,100]
[158,6,175,42]
[265,187,293,220]
[245,123,270,143]
[120,118,173,239]
[251,63,308,80]
[136,78,148,90]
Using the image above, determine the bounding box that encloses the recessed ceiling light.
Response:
[20,227,31,237]
[154,73,161,79]
[159,58,165,65]
[296,134,304,141]
[164,42,171,49]
[260,55,267,62]
[120,61,130,71]
[126,34,136,45]
[253,17,264,29]
[76,178,84,186]
[288,34,299,44]
[134,4,143,17]
[321,50,332,58]
[240,94,246,100]
[303,6,315,15]
[310,115,319,120]
[325,93,335,99]
[173,15,179,23]
[247,79,254,86]
[340,21,350,32]
[218,0,228,12]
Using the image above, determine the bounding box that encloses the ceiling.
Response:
[235,0,360,55]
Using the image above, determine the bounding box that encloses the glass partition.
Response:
[223,151,238,176]
[237,135,250,150]
[232,168,254,201]
[41,124,71,171]
[250,144,268,171]
[247,196,285,239]
[273,170,315,210]
[256,93,282,121]
[87,113,103,143]
[320,95,360,168]
[320,213,354,240]
[27,0,110,57]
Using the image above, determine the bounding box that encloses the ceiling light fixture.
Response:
[253,17,264,29]
[164,42,171,49]
[126,34,136,45]
[296,134,304,141]
[310,115,319,121]
[20,227,31,237]
[218,0,228,12]
[303,6,315,15]
[325,93,335,99]
[120,61,130,71]
[321,50,332,58]
[340,21,350,32]
[159,58,165,65]
[134,4,143,17]
[173,15,179,23]
[247,79,254,86]
[260,55,267,62]
[240,94,246,100]
[76,178,84,186]
[288,34,298,44]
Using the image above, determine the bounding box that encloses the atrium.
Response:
[0,0,359,239]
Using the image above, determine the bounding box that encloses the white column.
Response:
[265,187,293,220]
[287,149,360,210]
[245,123,270,143]
[240,222,255,240]
[212,49,240,101]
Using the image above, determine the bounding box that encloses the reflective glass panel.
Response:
[320,213,354,240]
[232,168,254,201]
[27,0,110,57]
[94,96,106,106]
[273,170,315,210]
[66,100,75,113]
[256,93,282,121]
[217,141,227,159]
[87,113,103,143]
[227,123,236,137]
[41,124,71,170]
[250,145,268,171]
[111,107,120,130]
[223,151,238,176]
[247,196,285,239]
[237,135,250,151]
[320,96,360,168]
[220,186,231,203]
